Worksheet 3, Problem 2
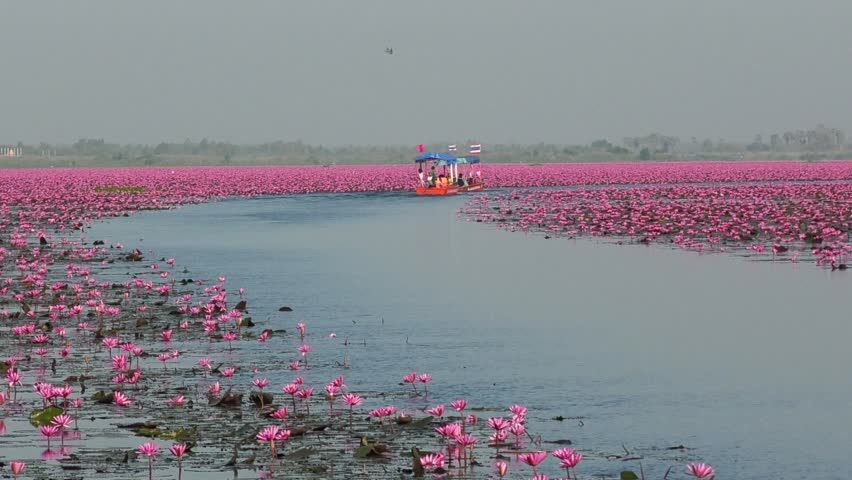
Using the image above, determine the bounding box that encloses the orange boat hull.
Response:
[415,185,460,196]
[459,183,485,193]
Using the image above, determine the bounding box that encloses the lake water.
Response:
[88,191,852,479]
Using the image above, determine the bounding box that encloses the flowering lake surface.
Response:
[81,190,851,479]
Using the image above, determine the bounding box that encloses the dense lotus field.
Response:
[1,161,848,479]
[461,183,851,267]
[1,161,851,238]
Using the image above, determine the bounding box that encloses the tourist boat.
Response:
[414,153,460,196]
[414,151,485,196]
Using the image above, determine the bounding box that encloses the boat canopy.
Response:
[415,152,457,163]
[455,156,481,164]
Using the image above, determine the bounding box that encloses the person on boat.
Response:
[457,175,466,187]
[427,166,436,187]
[418,166,425,187]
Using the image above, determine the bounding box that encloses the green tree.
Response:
[639,147,652,160]
[591,139,612,150]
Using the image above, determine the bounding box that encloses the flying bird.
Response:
[385,47,393,55]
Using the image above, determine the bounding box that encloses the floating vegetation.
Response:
[94,186,148,194]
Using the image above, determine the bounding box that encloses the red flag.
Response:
[417,144,425,153]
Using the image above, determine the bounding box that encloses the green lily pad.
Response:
[92,391,114,404]
[354,444,374,458]
[30,405,64,427]
[406,416,434,428]
[160,427,196,442]
[621,471,640,480]
[282,447,315,460]
[135,427,163,438]
[354,441,388,458]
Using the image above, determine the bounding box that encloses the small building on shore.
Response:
[1,146,23,157]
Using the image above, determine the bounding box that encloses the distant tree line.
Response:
[3,124,851,168]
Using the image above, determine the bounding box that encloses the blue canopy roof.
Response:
[455,156,481,164]
[415,152,457,163]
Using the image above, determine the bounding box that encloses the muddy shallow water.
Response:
[11,190,847,479]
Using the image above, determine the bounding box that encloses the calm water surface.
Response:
[89,192,852,479]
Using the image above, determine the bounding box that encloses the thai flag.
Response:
[448,144,457,152]
[469,143,481,154]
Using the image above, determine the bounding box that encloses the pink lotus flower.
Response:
[270,407,288,422]
[39,424,60,446]
[282,383,299,395]
[9,461,25,478]
[519,451,548,474]
[298,344,312,366]
[419,452,445,470]
[113,391,131,407]
[342,393,362,407]
[559,451,583,469]
[256,425,290,459]
[342,393,362,430]
[324,383,340,399]
[169,443,187,458]
[138,441,160,457]
[509,403,527,422]
[137,441,160,480]
[686,463,715,478]
[552,447,576,461]
[488,417,511,431]
[51,414,73,430]
[489,429,508,444]
[170,442,187,480]
[427,405,445,417]
[435,423,461,439]
[494,460,508,477]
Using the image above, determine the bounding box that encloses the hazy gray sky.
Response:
[3,0,851,146]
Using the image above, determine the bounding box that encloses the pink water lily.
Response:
[686,463,716,478]
[137,441,160,480]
